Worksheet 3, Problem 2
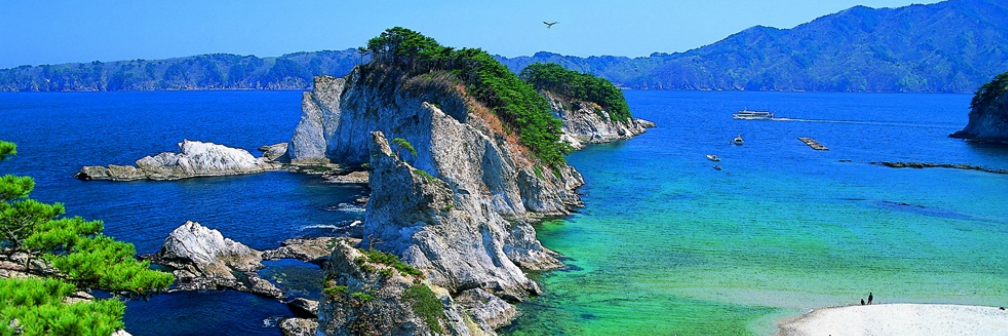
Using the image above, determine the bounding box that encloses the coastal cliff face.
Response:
[546,92,655,149]
[952,71,1008,141]
[294,66,592,335]
[289,69,584,217]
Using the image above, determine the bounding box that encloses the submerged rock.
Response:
[262,237,337,265]
[75,140,283,181]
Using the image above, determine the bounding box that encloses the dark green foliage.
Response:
[520,63,633,123]
[402,284,444,333]
[971,71,1008,111]
[363,248,424,278]
[391,137,417,158]
[0,141,15,160]
[366,27,568,167]
[0,278,125,336]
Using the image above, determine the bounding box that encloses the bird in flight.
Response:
[544,21,559,28]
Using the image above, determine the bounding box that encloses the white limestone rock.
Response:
[76,140,283,181]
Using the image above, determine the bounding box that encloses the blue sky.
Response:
[0,0,940,69]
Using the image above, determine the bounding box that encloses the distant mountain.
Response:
[497,0,1008,93]
[2,0,1006,93]
[0,50,363,92]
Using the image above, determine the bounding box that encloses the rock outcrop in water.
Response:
[297,70,579,334]
[951,71,1008,142]
[297,28,651,335]
[75,140,285,181]
[148,221,336,298]
[547,93,655,149]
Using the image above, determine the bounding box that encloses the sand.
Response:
[777,304,1008,336]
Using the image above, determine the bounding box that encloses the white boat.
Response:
[734,135,744,145]
[706,154,721,162]
[733,109,774,120]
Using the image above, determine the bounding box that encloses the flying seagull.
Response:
[544,21,558,28]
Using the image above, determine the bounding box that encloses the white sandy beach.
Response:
[777,304,1008,336]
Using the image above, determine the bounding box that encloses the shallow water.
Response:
[503,91,1008,336]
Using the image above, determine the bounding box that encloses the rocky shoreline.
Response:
[950,71,1008,142]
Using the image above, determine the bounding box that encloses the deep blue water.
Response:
[2,90,1007,336]
[0,91,361,336]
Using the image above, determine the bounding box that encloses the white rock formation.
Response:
[547,93,654,150]
[76,140,284,181]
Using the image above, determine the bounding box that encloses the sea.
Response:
[1,90,1006,336]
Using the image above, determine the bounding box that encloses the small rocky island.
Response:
[951,70,1008,142]
[286,28,652,335]
[75,140,287,181]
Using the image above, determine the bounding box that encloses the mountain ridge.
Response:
[2,0,1006,93]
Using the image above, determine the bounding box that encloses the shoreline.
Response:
[776,303,1008,336]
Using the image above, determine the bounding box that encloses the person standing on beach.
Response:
[868,292,873,305]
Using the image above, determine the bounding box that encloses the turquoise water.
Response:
[503,91,1008,336]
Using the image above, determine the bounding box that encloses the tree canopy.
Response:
[971,70,1008,112]
[519,62,633,123]
[0,141,174,335]
[365,27,570,167]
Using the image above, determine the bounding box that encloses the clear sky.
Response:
[0,0,941,69]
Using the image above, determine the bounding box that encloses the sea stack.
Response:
[291,27,651,335]
[951,71,1008,142]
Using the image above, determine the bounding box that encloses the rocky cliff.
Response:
[546,92,655,149]
[75,140,286,181]
[293,69,579,335]
[295,29,651,336]
[952,71,1008,142]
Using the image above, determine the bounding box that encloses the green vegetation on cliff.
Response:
[365,27,569,167]
[970,70,1008,112]
[519,62,632,123]
[0,141,174,335]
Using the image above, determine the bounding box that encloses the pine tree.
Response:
[0,140,174,335]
